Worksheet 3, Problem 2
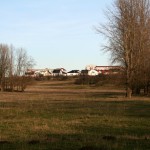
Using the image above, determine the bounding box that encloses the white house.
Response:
[53,68,67,76]
[25,68,53,77]
[41,68,52,77]
[81,69,98,76]
[88,69,99,76]
[67,70,80,76]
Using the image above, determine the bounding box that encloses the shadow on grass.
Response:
[89,91,126,98]
[124,101,150,118]
[0,137,108,150]
[1,131,150,150]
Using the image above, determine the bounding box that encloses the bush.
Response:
[1,76,32,92]
[75,74,125,86]
[75,75,100,85]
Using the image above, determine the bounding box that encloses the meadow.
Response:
[0,79,150,150]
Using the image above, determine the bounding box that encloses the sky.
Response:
[0,0,113,71]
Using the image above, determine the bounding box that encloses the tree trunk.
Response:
[126,87,132,98]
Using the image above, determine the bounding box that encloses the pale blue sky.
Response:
[0,0,113,71]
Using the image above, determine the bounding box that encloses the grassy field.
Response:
[0,79,150,150]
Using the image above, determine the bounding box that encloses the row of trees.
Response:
[98,0,150,97]
[0,44,35,92]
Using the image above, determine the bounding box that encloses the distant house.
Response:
[34,70,43,77]
[88,70,98,76]
[81,69,98,76]
[25,69,35,77]
[80,70,89,76]
[25,68,52,77]
[95,66,122,74]
[67,70,80,76]
[41,68,52,77]
[53,68,67,76]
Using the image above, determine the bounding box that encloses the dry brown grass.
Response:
[0,79,150,149]
[0,79,149,103]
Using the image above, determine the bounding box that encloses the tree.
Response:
[0,44,11,91]
[0,44,35,92]
[14,48,35,91]
[15,48,35,76]
[97,0,150,98]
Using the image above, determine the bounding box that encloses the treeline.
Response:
[0,44,35,92]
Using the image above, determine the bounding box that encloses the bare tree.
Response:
[14,48,35,91]
[0,44,10,91]
[15,48,35,76]
[97,0,150,98]
[0,44,35,92]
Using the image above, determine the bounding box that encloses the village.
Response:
[25,65,122,77]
